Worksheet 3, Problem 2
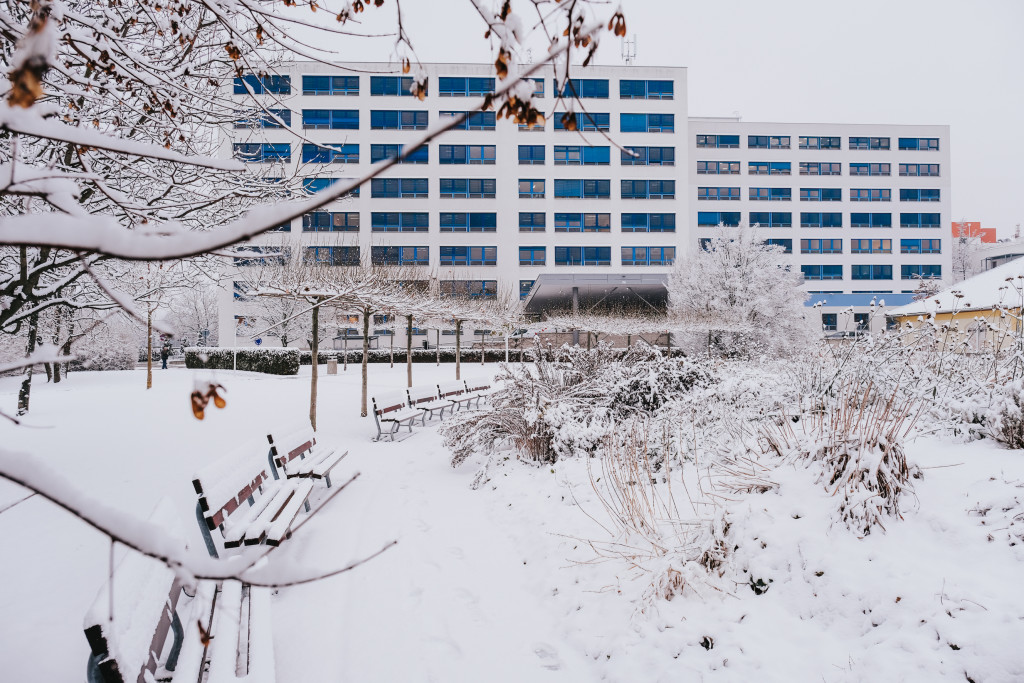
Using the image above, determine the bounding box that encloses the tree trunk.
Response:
[146,307,153,389]
[52,307,63,383]
[436,329,440,366]
[17,312,40,415]
[61,315,75,381]
[406,314,413,388]
[480,330,485,365]
[360,307,370,417]
[310,302,319,430]
[389,324,394,368]
[455,319,462,380]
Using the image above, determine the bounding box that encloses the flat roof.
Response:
[523,273,668,315]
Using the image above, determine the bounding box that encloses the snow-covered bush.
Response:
[69,345,136,372]
[184,347,300,375]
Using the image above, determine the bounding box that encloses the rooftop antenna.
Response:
[621,34,637,65]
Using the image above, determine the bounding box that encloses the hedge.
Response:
[299,348,539,365]
[184,347,300,375]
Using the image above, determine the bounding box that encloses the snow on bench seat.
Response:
[407,384,452,422]
[438,380,476,412]
[372,391,420,441]
[268,426,348,488]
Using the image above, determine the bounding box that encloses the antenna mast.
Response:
[621,34,637,65]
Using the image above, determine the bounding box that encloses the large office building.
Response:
[218,61,950,345]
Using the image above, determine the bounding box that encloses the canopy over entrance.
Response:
[522,273,669,316]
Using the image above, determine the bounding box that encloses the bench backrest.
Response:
[85,499,183,683]
[193,437,275,531]
[407,385,440,405]
[373,391,409,416]
[268,425,317,473]
[437,381,466,399]
[465,377,491,393]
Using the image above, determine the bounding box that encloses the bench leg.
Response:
[196,501,220,559]
[166,609,184,671]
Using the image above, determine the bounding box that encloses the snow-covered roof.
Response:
[889,259,1024,317]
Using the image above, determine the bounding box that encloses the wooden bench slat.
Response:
[265,480,314,546]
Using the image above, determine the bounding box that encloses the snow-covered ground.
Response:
[2,363,1024,682]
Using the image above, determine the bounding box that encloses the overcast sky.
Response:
[319,0,1024,238]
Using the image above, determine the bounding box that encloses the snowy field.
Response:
[2,362,1024,682]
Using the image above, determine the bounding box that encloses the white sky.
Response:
[313,0,1024,238]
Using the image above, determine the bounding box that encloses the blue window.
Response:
[850,163,890,176]
[850,188,891,202]
[302,109,359,129]
[821,313,838,331]
[900,163,940,177]
[764,238,793,253]
[440,178,496,198]
[899,137,939,151]
[304,246,360,266]
[302,212,359,232]
[439,213,497,232]
[800,188,842,201]
[519,212,545,232]
[520,280,535,299]
[900,213,941,228]
[749,161,791,175]
[748,135,790,149]
[302,75,359,95]
[800,162,841,176]
[439,144,496,164]
[900,188,941,202]
[620,113,674,133]
[371,212,429,232]
[698,187,740,201]
[519,145,545,165]
[554,213,610,232]
[233,246,289,266]
[799,136,841,150]
[621,179,675,199]
[800,212,842,228]
[851,239,892,254]
[233,282,251,300]
[554,246,611,266]
[440,280,497,298]
[621,213,676,232]
[696,135,740,148]
[556,78,609,99]
[850,213,892,228]
[900,239,941,254]
[370,178,428,198]
[370,76,418,96]
[852,264,893,280]
[234,108,291,129]
[301,143,358,164]
[697,160,740,174]
[440,246,497,266]
[301,178,358,195]
[800,238,843,254]
[268,220,291,232]
[622,146,675,166]
[518,179,545,198]
[849,136,889,150]
[439,110,497,130]
[801,265,843,280]
[233,74,291,95]
[529,79,545,98]
[750,187,792,201]
[697,211,741,227]
[619,80,673,100]
[621,246,676,266]
[554,145,611,165]
[749,212,792,227]
[370,110,428,130]
[519,247,546,266]
[233,143,290,163]
[371,246,429,266]
[370,143,428,164]
[438,77,494,96]
[554,179,611,199]
[554,112,611,131]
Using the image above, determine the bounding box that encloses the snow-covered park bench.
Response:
[463,377,495,409]
[84,499,192,683]
[438,380,478,412]
[372,391,421,441]
[193,437,313,558]
[268,425,347,488]
[407,384,453,423]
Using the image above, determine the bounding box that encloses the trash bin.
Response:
[422,340,429,350]
[327,359,338,375]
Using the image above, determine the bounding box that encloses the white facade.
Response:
[218,61,951,345]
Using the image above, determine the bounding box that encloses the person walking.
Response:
[160,341,171,370]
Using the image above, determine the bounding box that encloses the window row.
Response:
[696,135,940,151]
[697,212,942,228]
[519,145,674,166]
[800,264,943,280]
[695,187,941,202]
[294,211,678,233]
[697,161,941,177]
[761,239,942,254]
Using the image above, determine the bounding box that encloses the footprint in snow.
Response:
[533,643,562,671]
[448,546,465,559]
